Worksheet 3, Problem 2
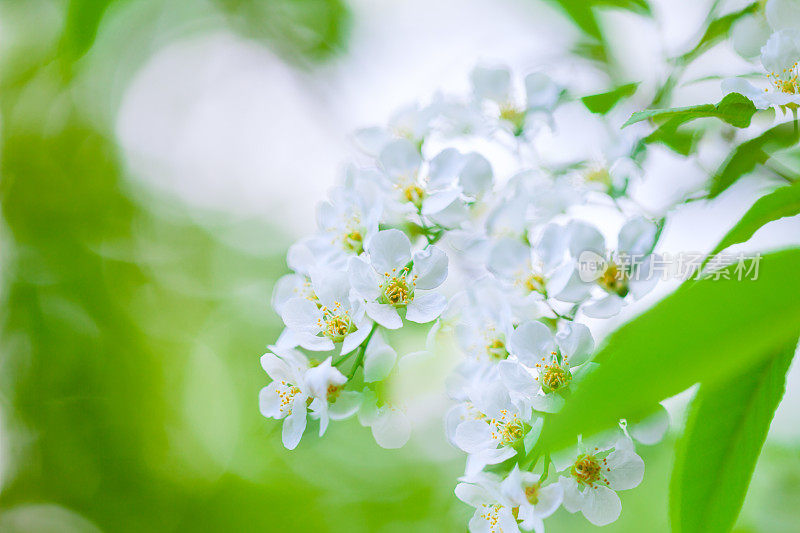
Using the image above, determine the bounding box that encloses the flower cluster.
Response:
[260,65,670,530]
[725,0,800,108]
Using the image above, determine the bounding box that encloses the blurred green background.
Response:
[0,1,798,531]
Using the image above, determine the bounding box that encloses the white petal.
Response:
[556,322,594,366]
[525,72,560,109]
[281,400,307,450]
[552,266,593,303]
[455,482,493,507]
[559,477,583,513]
[581,486,621,526]
[311,270,350,309]
[405,291,447,323]
[629,405,670,445]
[365,302,402,329]
[304,357,346,398]
[536,223,568,270]
[568,221,605,257]
[328,391,362,420]
[260,352,291,382]
[535,483,564,518]
[531,393,565,413]
[280,298,322,333]
[510,321,556,365]
[353,126,392,155]
[412,246,449,289]
[731,15,771,59]
[605,449,645,491]
[341,322,373,355]
[454,419,494,453]
[295,331,335,351]
[286,241,316,274]
[272,274,305,314]
[618,216,657,256]
[471,65,511,102]
[498,360,538,396]
[428,147,464,189]
[582,294,624,318]
[487,238,529,280]
[459,152,493,196]
[371,408,411,449]
[379,138,422,178]
[348,256,381,300]
[421,188,461,215]
[259,383,282,419]
[761,29,800,75]
[367,229,412,274]
[364,333,398,382]
[767,0,800,31]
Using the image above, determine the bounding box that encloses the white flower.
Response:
[354,102,439,155]
[555,436,645,526]
[362,331,398,382]
[315,176,382,258]
[487,223,573,304]
[454,278,516,364]
[452,383,528,475]
[348,229,448,328]
[280,270,373,354]
[501,320,594,413]
[560,217,659,318]
[724,16,800,108]
[456,472,521,533]
[259,347,311,450]
[305,357,360,436]
[470,66,562,137]
[501,465,564,533]
[357,389,411,449]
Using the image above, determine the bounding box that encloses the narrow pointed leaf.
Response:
[670,341,796,533]
[581,82,639,114]
[539,249,800,451]
[708,181,800,261]
[623,92,756,129]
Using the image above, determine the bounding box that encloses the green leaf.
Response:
[679,2,760,64]
[581,82,639,114]
[644,118,701,155]
[623,92,757,129]
[709,122,800,198]
[592,0,651,15]
[708,181,800,259]
[538,248,800,451]
[670,342,796,533]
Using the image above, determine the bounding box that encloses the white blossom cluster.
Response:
[260,65,671,531]
[725,0,800,108]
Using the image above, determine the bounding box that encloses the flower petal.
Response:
[618,216,657,257]
[556,322,594,366]
[568,221,605,257]
[281,399,307,450]
[348,256,381,300]
[259,383,282,419]
[581,485,621,526]
[405,291,447,323]
[510,320,556,365]
[412,246,449,289]
[459,153,493,196]
[379,138,422,178]
[371,407,411,449]
[471,65,511,102]
[364,333,398,382]
[341,322,373,355]
[629,404,670,445]
[605,448,645,491]
[454,419,494,453]
[328,391,362,420]
[367,229,412,274]
[582,294,624,318]
[365,302,402,329]
[280,297,322,333]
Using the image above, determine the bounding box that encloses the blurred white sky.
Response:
[115,0,800,443]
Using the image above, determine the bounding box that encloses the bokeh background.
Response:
[1,0,799,531]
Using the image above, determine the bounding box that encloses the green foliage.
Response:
[709,122,800,198]
[708,181,800,259]
[214,0,351,61]
[679,2,760,64]
[624,93,757,129]
[581,82,639,114]
[538,249,800,451]
[670,342,796,533]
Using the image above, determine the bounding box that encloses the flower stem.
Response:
[346,323,377,380]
